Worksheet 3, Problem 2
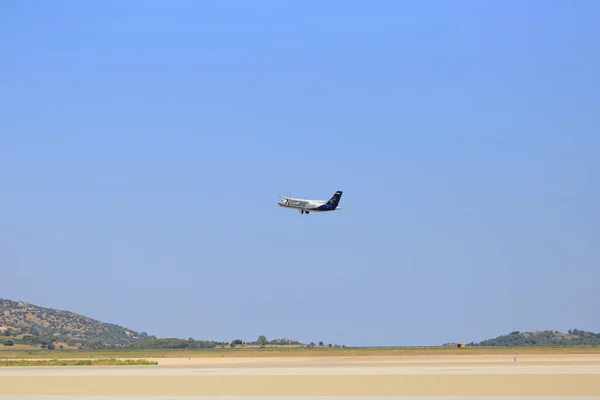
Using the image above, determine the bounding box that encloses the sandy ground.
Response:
[149,353,600,365]
[1,355,599,397]
[2,398,599,400]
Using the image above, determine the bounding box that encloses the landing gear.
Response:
[305,211,310,214]
[299,210,310,214]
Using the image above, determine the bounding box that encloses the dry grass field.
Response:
[0,359,155,367]
[2,345,600,360]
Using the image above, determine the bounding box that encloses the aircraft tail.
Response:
[326,191,343,208]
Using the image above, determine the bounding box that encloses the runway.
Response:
[1,398,599,400]
[1,355,599,397]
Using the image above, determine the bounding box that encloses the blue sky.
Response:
[1,0,598,346]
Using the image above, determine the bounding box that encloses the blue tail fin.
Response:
[326,191,343,208]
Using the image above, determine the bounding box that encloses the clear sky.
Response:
[1,0,598,346]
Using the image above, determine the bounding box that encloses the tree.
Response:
[319,341,324,346]
[47,343,56,350]
[257,335,268,346]
[3,340,13,346]
[231,339,243,345]
[3,329,11,337]
[328,343,332,347]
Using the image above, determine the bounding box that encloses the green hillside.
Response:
[0,298,282,351]
[0,298,151,349]
[471,329,600,346]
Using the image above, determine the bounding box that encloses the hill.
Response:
[0,298,152,349]
[0,299,298,351]
[470,329,600,347]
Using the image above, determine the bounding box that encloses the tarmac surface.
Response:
[1,355,599,398]
[1,398,600,400]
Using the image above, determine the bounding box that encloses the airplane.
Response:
[278,191,343,214]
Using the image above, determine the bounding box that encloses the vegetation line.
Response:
[0,358,156,366]
[2,346,600,360]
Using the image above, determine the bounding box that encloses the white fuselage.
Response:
[277,197,340,212]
